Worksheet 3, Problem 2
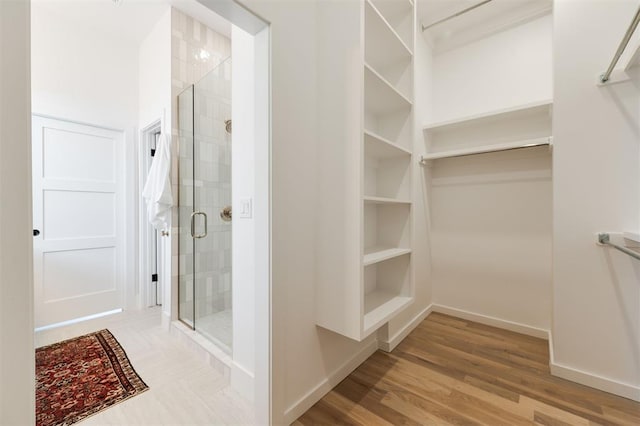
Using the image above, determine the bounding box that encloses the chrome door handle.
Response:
[190,211,208,239]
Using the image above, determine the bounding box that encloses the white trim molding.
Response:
[231,361,255,403]
[431,304,550,339]
[282,339,378,425]
[548,332,640,402]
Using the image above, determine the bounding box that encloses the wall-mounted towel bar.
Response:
[597,233,640,261]
[600,6,640,83]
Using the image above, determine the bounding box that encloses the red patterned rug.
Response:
[36,329,148,426]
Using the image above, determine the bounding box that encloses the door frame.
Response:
[2,0,272,424]
[139,119,164,308]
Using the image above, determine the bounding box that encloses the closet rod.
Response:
[600,5,640,83]
[418,139,550,164]
[597,233,640,261]
[421,0,493,32]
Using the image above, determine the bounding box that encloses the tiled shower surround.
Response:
[170,8,232,352]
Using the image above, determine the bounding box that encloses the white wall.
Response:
[552,0,640,400]
[432,14,553,122]
[231,25,256,402]
[424,12,554,333]
[139,7,171,130]
[31,6,139,131]
[31,4,140,310]
[0,0,35,423]
[232,1,363,423]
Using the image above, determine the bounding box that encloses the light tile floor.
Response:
[36,307,254,425]
[196,309,233,353]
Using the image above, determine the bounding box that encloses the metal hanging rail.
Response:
[597,233,640,261]
[422,0,493,32]
[600,6,640,83]
[419,137,552,164]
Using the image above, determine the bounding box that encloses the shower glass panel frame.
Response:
[178,57,232,355]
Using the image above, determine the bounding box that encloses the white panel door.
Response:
[32,116,125,328]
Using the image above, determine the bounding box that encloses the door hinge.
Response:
[152,274,158,282]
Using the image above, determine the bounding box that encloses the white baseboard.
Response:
[282,339,378,425]
[431,304,550,339]
[231,361,255,403]
[548,331,640,402]
[378,305,433,352]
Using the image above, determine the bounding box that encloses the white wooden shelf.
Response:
[364,196,411,205]
[364,246,411,266]
[424,99,553,132]
[365,0,413,70]
[363,292,412,333]
[422,137,552,161]
[364,130,412,158]
[365,64,412,116]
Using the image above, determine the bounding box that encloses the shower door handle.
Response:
[190,211,208,239]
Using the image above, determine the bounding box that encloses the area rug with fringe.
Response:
[36,329,148,426]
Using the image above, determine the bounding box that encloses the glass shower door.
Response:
[178,57,233,354]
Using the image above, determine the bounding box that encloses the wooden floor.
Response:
[295,313,640,426]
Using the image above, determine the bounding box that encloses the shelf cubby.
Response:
[365,0,413,99]
[365,64,412,116]
[364,129,412,157]
[364,202,411,252]
[364,148,411,200]
[369,0,413,49]
[365,104,412,151]
[363,254,412,334]
[365,0,412,64]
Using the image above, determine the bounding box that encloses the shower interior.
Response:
[178,57,233,354]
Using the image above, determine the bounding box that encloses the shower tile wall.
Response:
[170,8,231,325]
[194,62,232,320]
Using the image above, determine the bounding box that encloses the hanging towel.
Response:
[142,133,173,230]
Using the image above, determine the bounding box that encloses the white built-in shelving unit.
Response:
[316,0,415,341]
[362,0,415,339]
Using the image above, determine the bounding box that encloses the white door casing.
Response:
[32,115,125,328]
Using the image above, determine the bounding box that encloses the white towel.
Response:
[142,133,173,230]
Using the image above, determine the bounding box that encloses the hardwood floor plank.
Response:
[295,313,640,426]
[351,368,482,425]
[521,396,594,426]
[363,356,529,426]
[334,377,423,426]
[462,375,521,403]
[322,391,394,426]
[534,411,576,426]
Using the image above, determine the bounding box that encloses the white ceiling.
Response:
[32,0,230,45]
